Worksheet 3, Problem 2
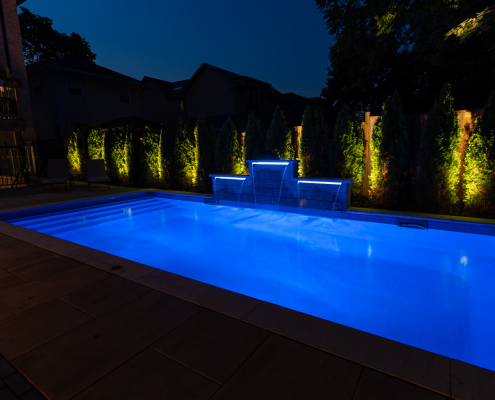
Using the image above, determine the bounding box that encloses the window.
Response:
[180,100,184,111]
[119,88,130,103]
[34,78,41,96]
[67,78,82,96]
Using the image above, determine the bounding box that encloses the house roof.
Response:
[142,76,190,96]
[27,58,143,85]
[98,116,162,131]
[16,0,27,5]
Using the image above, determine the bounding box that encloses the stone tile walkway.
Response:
[0,232,451,400]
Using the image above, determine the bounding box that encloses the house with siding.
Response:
[0,0,34,145]
[26,58,151,140]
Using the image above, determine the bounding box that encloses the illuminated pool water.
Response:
[8,196,495,371]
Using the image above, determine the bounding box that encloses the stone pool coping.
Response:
[0,190,494,399]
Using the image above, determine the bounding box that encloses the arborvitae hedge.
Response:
[266,106,294,160]
[299,106,329,177]
[463,93,495,212]
[244,112,266,162]
[140,126,161,187]
[418,83,462,209]
[196,113,217,191]
[174,117,197,189]
[370,91,409,207]
[160,121,175,187]
[87,127,104,160]
[216,117,243,174]
[331,104,365,198]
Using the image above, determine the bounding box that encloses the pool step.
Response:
[41,203,177,235]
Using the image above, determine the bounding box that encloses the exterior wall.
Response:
[28,67,143,139]
[140,86,180,126]
[211,163,351,212]
[0,0,35,142]
[184,68,235,119]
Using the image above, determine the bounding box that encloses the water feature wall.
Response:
[210,160,353,213]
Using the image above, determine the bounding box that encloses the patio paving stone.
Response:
[152,309,269,384]
[452,359,495,400]
[243,301,452,396]
[7,255,80,281]
[353,369,449,399]
[0,271,25,290]
[211,334,363,400]
[13,291,203,400]
[4,372,32,396]
[0,358,15,379]
[0,265,109,321]
[0,240,55,270]
[60,275,152,318]
[73,348,220,400]
[0,387,17,400]
[0,299,93,361]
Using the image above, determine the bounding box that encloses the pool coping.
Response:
[0,190,494,399]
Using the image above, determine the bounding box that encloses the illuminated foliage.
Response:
[418,83,462,208]
[175,117,197,189]
[463,93,495,211]
[140,126,161,187]
[196,113,217,191]
[67,128,82,174]
[216,117,243,175]
[160,121,175,187]
[331,104,365,198]
[87,126,105,160]
[244,112,266,162]
[266,106,295,160]
[369,91,409,206]
[299,106,329,177]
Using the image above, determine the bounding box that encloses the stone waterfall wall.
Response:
[210,161,352,212]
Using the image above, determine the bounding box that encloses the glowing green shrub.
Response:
[369,91,409,207]
[140,126,161,187]
[299,106,330,177]
[331,104,365,198]
[175,117,197,189]
[196,113,216,191]
[463,93,495,211]
[266,106,295,160]
[244,112,266,162]
[87,127,105,160]
[67,128,82,173]
[160,122,175,187]
[216,117,243,174]
[418,83,462,208]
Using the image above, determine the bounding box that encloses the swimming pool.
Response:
[7,196,495,371]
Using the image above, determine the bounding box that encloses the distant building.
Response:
[26,58,151,140]
[0,0,35,145]
[26,58,324,140]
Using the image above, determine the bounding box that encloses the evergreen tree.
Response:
[216,117,243,175]
[244,112,266,161]
[463,93,495,212]
[418,83,462,208]
[104,127,116,182]
[313,109,330,175]
[160,121,175,187]
[174,117,197,189]
[299,106,330,177]
[369,118,385,201]
[126,120,141,185]
[140,126,161,187]
[266,106,294,160]
[196,113,217,191]
[332,104,365,198]
[370,91,409,207]
[87,126,105,160]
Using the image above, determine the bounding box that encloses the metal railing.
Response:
[0,142,37,188]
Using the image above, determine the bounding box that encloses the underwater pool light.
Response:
[214,177,246,180]
[252,162,289,165]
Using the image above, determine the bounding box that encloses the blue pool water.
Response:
[8,196,495,370]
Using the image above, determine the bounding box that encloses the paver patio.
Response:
[0,184,493,399]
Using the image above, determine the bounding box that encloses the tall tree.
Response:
[370,91,409,207]
[160,121,175,187]
[266,106,294,160]
[216,117,243,175]
[174,117,197,189]
[195,113,217,191]
[140,126,161,187]
[418,83,462,208]
[315,0,493,114]
[244,112,266,162]
[299,106,329,177]
[463,93,495,212]
[19,7,96,64]
[331,104,366,198]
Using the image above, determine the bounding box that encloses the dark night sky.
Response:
[21,0,333,98]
